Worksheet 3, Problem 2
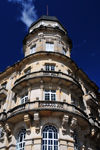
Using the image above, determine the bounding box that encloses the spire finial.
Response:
[47,5,48,15]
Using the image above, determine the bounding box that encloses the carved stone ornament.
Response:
[70,117,77,129]
[34,112,40,134]
[62,115,69,134]
[4,123,12,142]
[24,114,31,135]
[91,128,96,137]
[0,125,5,143]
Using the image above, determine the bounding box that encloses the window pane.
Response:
[45,93,50,100]
[54,146,58,150]
[49,133,52,138]
[51,65,55,71]
[51,94,56,101]
[54,133,58,139]
[54,141,58,145]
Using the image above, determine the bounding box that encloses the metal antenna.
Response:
[47,5,48,15]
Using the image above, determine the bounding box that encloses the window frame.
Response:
[21,93,28,104]
[44,90,56,101]
[42,125,58,150]
[15,129,26,150]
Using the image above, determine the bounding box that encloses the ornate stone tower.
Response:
[0,15,100,150]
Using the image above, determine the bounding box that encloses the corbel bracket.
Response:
[70,117,77,129]
[5,123,12,142]
[62,115,69,134]
[34,112,40,134]
[24,114,31,135]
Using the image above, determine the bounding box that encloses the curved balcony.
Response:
[0,87,8,100]
[83,94,100,109]
[6,101,88,123]
[12,71,83,95]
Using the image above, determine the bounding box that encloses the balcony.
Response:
[6,101,87,122]
[12,71,83,95]
[83,94,99,109]
[0,87,8,100]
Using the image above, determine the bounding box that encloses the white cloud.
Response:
[7,0,37,28]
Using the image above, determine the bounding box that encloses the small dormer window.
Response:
[46,43,54,52]
[30,45,36,54]
[63,49,66,55]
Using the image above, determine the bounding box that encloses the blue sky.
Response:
[0,0,100,89]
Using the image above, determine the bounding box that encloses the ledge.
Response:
[83,94,100,108]
[0,101,88,122]
[12,70,83,95]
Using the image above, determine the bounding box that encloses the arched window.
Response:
[42,125,58,150]
[73,131,79,150]
[15,129,26,150]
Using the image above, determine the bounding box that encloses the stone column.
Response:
[57,86,61,101]
[25,139,33,150]
[40,85,44,100]
[28,87,31,102]
[33,137,42,150]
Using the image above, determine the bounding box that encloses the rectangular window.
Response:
[21,93,28,104]
[45,90,56,101]
[30,45,36,54]
[45,65,55,71]
[46,43,54,52]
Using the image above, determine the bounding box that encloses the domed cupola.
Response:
[23,15,72,57]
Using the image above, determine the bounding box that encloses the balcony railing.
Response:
[84,94,99,108]
[5,101,87,120]
[12,71,82,94]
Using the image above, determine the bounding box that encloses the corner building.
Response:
[0,15,100,150]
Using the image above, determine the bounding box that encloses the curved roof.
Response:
[29,15,59,28]
[29,15,67,33]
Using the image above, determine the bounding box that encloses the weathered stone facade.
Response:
[0,15,100,150]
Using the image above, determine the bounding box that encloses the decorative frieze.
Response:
[24,114,31,135]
